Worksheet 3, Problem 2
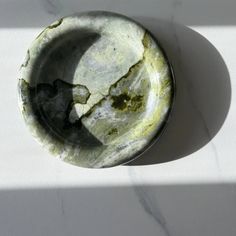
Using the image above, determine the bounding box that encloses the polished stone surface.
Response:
[18,12,173,168]
[1,1,236,236]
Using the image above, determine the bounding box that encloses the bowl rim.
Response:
[18,10,176,168]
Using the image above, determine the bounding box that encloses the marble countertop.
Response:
[0,0,235,235]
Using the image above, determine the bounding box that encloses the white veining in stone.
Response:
[18,12,173,168]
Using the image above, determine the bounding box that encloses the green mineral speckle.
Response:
[111,93,130,110]
[130,95,143,111]
[111,93,143,112]
[107,128,118,135]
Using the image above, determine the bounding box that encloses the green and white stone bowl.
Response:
[18,11,174,168]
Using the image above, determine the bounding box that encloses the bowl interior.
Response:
[19,13,173,168]
[28,29,102,146]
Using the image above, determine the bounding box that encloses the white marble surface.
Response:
[0,0,236,235]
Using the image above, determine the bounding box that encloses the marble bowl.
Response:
[18,11,174,168]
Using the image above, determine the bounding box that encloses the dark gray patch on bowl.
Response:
[24,29,103,147]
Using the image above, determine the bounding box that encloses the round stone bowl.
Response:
[18,11,174,168]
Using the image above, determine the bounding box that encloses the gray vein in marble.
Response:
[194,104,222,174]
[42,0,62,16]
[170,16,222,175]
[170,15,182,61]
[194,102,222,175]
[172,0,183,9]
[57,188,65,216]
[55,187,68,235]
[128,168,171,236]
